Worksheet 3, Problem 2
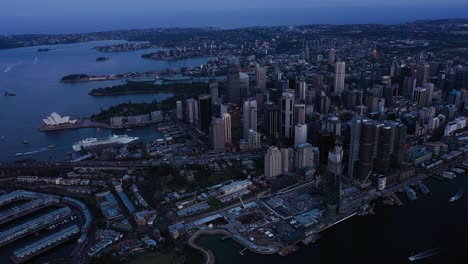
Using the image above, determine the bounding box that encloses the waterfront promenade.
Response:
[188,229,231,264]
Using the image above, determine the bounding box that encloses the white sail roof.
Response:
[42,112,78,125]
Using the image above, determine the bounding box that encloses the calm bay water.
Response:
[0,40,208,161]
[197,176,468,264]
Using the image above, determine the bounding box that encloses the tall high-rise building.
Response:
[280,90,295,138]
[222,112,232,143]
[304,45,310,62]
[210,82,219,105]
[390,123,407,168]
[327,146,343,214]
[412,87,427,106]
[264,101,279,138]
[176,101,183,120]
[227,71,250,105]
[357,121,378,181]
[294,124,308,146]
[226,103,242,140]
[334,62,346,95]
[243,98,257,139]
[424,83,435,106]
[403,71,417,99]
[256,66,267,92]
[416,63,430,87]
[281,148,290,173]
[185,98,198,124]
[373,124,394,173]
[295,143,314,169]
[328,48,336,64]
[325,116,341,136]
[209,118,225,152]
[312,74,324,89]
[264,146,283,178]
[294,103,306,125]
[198,94,212,131]
[348,116,362,179]
[296,81,307,101]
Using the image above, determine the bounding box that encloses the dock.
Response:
[417,182,431,195]
[390,193,403,206]
[0,197,60,225]
[11,225,80,263]
[0,207,72,247]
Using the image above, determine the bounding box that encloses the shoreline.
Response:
[189,229,231,264]
[89,91,173,97]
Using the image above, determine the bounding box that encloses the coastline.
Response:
[189,229,231,264]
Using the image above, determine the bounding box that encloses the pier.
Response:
[0,207,72,247]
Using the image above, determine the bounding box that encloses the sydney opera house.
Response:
[40,112,79,131]
[42,112,77,126]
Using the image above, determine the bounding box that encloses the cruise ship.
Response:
[72,135,139,151]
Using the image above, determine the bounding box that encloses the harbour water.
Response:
[0,40,208,161]
[196,176,468,264]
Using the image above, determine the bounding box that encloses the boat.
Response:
[72,134,139,151]
[4,91,16,96]
[14,153,23,157]
[23,140,29,144]
[48,145,56,149]
[408,248,439,261]
[449,189,463,203]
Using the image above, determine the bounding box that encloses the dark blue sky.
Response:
[2,0,468,15]
[1,2,468,34]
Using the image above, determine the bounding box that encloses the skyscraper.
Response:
[334,62,345,95]
[357,120,378,181]
[373,124,394,173]
[222,112,232,143]
[412,87,427,106]
[264,101,279,138]
[185,98,198,124]
[280,90,295,138]
[210,82,219,105]
[294,103,306,125]
[294,124,308,146]
[176,100,183,120]
[424,83,435,106]
[256,66,267,92]
[209,118,225,152]
[328,48,336,64]
[348,116,362,179]
[403,71,417,100]
[243,98,257,139]
[264,146,283,178]
[227,71,250,105]
[226,103,242,140]
[295,143,314,169]
[416,63,430,87]
[327,146,343,214]
[198,94,212,131]
[296,81,307,101]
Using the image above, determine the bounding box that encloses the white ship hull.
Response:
[72,135,138,151]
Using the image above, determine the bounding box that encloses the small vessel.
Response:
[23,140,29,144]
[4,91,16,96]
[449,189,463,203]
[48,145,56,149]
[14,153,23,157]
[126,128,133,132]
[408,248,439,261]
